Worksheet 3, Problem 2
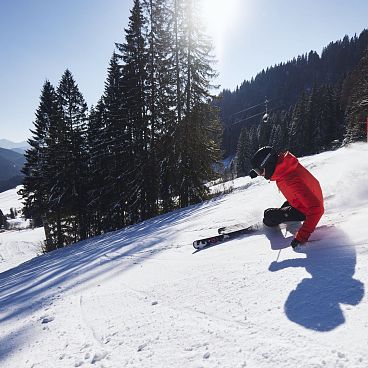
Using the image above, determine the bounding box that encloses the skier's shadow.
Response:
[264,221,304,250]
[266,225,364,331]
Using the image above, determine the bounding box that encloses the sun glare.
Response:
[201,0,242,56]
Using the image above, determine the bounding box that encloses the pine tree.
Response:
[0,209,6,229]
[19,81,62,241]
[174,0,220,207]
[236,124,259,177]
[310,85,341,151]
[269,123,284,153]
[87,99,108,235]
[172,0,186,125]
[43,106,65,248]
[289,92,309,156]
[345,52,368,143]
[52,69,89,242]
[305,85,320,154]
[280,108,293,151]
[143,0,177,215]
[116,0,152,222]
[236,128,248,177]
[156,0,185,212]
[100,53,131,229]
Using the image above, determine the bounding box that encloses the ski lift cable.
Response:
[229,97,289,120]
[230,106,280,127]
[230,99,272,118]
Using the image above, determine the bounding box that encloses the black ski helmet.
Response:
[250,146,278,180]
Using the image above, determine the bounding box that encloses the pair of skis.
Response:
[193,223,259,250]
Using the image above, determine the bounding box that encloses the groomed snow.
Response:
[0,143,368,368]
[0,186,44,273]
[0,186,23,214]
[0,227,44,274]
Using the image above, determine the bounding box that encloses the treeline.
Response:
[20,0,221,251]
[0,175,23,193]
[218,29,368,158]
[235,50,368,176]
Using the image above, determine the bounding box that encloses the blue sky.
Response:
[1,0,368,142]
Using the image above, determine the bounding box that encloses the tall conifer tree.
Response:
[174,0,221,207]
[289,92,309,156]
[53,69,89,242]
[20,81,61,233]
[87,99,108,235]
[101,53,130,228]
[116,0,151,221]
[345,52,368,142]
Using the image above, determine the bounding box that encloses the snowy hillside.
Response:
[1,143,368,368]
[0,186,23,214]
[0,186,44,273]
[0,227,44,273]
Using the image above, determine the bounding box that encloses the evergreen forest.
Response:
[20,0,368,251]
[20,0,221,250]
[218,30,368,176]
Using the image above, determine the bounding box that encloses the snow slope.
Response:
[0,186,44,273]
[0,227,44,273]
[0,186,23,214]
[1,143,368,368]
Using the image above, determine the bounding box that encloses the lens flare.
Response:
[200,0,242,58]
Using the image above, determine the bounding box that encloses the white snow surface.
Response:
[0,186,23,214]
[0,185,43,273]
[1,143,368,368]
[0,228,44,274]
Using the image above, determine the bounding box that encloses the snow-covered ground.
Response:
[0,227,44,273]
[0,186,23,214]
[0,143,368,368]
[0,185,44,273]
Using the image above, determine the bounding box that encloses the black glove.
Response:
[290,238,301,248]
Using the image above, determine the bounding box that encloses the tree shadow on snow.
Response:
[0,198,222,363]
[267,226,364,331]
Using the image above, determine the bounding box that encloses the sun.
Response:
[200,0,242,56]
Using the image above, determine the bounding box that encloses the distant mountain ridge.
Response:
[0,139,29,151]
[0,147,26,192]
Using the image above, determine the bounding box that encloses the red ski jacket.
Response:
[270,152,324,243]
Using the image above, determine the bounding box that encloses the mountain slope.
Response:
[0,143,368,367]
[0,139,29,150]
[0,186,24,214]
[0,148,25,192]
[0,148,25,180]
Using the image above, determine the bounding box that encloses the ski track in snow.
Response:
[0,144,368,367]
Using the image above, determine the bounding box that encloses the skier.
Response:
[249,146,324,248]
